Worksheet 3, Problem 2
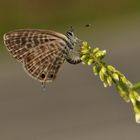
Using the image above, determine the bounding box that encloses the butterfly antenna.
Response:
[84,24,92,28]
[70,26,74,32]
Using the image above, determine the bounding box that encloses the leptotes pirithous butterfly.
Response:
[3,29,82,85]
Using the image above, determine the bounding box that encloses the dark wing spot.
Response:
[26,43,32,49]
[41,73,46,79]
[5,40,10,44]
[50,43,55,47]
[21,38,26,45]
[24,33,28,36]
[34,40,39,46]
[40,38,44,44]
[45,38,55,42]
[26,57,31,62]
[49,74,54,78]
[15,40,20,44]
[28,38,32,42]
[45,39,49,42]
[49,39,57,41]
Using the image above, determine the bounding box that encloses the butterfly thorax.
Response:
[66,31,81,49]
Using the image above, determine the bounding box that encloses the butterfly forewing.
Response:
[3,29,70,83]
[3,29,69,62]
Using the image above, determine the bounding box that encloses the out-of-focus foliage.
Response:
[1,0,140,30]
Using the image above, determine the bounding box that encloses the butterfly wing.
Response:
[23,45,65,83]
[3,29,69,62]
[3,29,70,83]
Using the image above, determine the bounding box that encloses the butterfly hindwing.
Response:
[23,44,65,82]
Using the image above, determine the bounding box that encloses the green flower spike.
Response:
[79,41,140,123]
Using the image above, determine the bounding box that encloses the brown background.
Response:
[0,0,140,139]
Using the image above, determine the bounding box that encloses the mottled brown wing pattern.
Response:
[3,29,69,83]
[23,45,65,83]
[3,29,69,62]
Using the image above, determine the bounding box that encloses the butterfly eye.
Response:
[67,31,73,36]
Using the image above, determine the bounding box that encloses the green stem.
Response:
[132,83,140,90]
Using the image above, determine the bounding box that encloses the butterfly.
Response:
[3,29,82,85]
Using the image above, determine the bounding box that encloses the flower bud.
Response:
[107,65,116,73]
[135,113,140,123]
[93,65,99,75]
[99,69,106,82]
[88,59,94,65]
[80,49,90,54]
[107,76,113,86]
[80,55,88,60]
[112,73,119,81]
[93,48,99,54]
[103,82,108,88]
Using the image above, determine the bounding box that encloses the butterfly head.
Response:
[66,30,81,48]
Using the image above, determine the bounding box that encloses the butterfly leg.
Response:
[66,50,82,64]
[41,82,47,91]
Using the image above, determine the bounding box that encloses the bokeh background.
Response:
[0,0,140,139]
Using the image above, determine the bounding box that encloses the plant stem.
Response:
[132,83,140,90]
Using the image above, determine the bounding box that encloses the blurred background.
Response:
[0,0,140,139]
